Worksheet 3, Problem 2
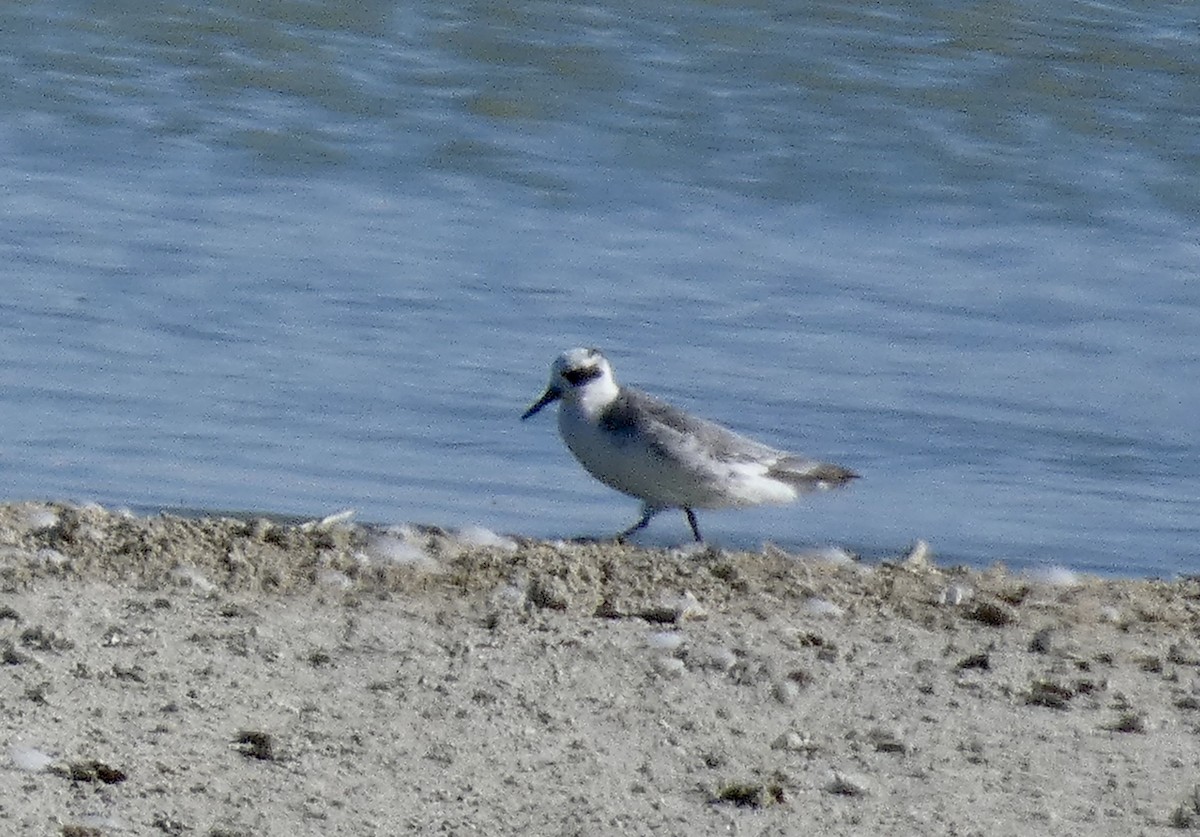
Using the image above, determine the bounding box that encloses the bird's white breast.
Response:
[556,398,796,509]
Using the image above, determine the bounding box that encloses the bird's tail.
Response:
[769,457,859,491]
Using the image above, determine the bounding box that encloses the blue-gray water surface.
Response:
[2,1,1197,576]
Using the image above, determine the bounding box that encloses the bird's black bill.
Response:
[521,387,561,420]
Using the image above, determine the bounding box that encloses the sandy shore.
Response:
[0,501,1197,836]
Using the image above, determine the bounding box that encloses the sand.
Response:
[0,501,1197,836]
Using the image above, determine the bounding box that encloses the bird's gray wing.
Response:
[600,388,780,464]
[603,389,858,490]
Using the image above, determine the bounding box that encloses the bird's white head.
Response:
[521,347,619,420]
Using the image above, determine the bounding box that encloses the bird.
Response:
[520,347,857,543]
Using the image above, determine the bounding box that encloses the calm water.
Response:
[1,1,1197,576]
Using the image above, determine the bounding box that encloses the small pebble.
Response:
[316,569,352,589]
[651,656,686,679]
[1026,680,1074,710]
[827,771,870,796]
[173,566,216,593]
[967,600,1016,627]
[1029,628,1054,654]
[647,631,684,652]
[770,731,811,752]
[713,781,784,808]
[672,591,707,621]
[1104,712,1147,734]
[526,575,569,611]
[1167,642,1200,666]
[685,645,737,673]
[773,679,800,705]
[234,730,276,761]
[956,652,991,671]
[866,726,908,754]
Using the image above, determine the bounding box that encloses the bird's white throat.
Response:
[566,372,620,418]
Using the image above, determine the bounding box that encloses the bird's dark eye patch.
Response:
[563,365,603,386]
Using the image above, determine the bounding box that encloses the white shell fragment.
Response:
[455,525,519,552]
[10,745,54,772]
[671,591,707,621]
[1026,565,1082,587]
[901,539,934,571]
[939,582,973,606]
[803,597,844,617]
[647,631,685,652]
[301,509,356,532]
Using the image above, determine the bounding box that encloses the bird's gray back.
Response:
[599,387,780,464]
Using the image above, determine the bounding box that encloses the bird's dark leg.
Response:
[616,507,660,543]
[684,508,703,542]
